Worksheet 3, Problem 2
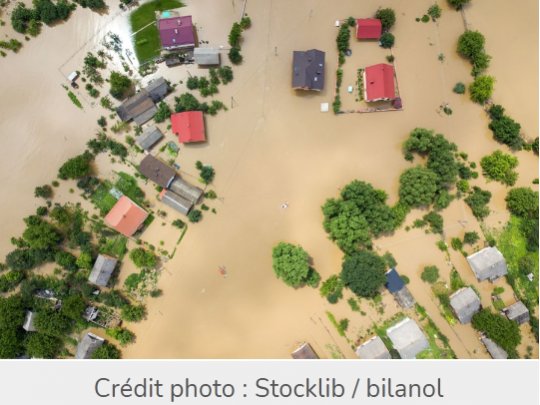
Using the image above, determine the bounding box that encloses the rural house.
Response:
[171,111,206,143]
[356,336,391,359]
[104,196,148,237]
[116,78,169,125]
[467,247,508,282]
[386,317,429,359]
[75,333,105,359]
[503,301,530,325]
[356,18,382,39]
[363,63,396,102]
[292,49,325,91]
[88,254,118,287]
[137,126,164,151]
[449,287,481,324]
[139,154,177,188]
[158,15,196,51]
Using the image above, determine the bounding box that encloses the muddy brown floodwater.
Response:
[0,0,537,359]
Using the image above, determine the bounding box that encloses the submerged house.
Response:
[356,18,382,40]
[291,342,319,359]
[363,63,395,102]
[193,48,220,65]
[158,15,196,51]
[385,268,415,309]
[449,287,481,324]
[75,333,105,359]
[292,49,325,91]
[169,177,203,204]
[137,126,164,151]
[171,111,206,143]
[139,154,177,188]
[356,336,391,359]
[159,189,192,215]
[104,196,148,237]
[481,337,508,359]
[466,247,508,282]
[22,311,37,332]
[503,301,530,325]
[116,77,169,125]
[88,254,118,287]
[386,317,429,359]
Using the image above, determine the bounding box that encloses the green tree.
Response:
[154,102,172,123]
[61,294,86,320]
[5,248,53,271]
[106,327,135,346]
[341,251,386,298]
[421,265,439,283]
[453,82,466,94]
[129,248,157,269]
[320,275,343,304]
[375,8,396,31]
[489,116,523,150]
[11,3,34,33]
[22,216,62,250]
[480,150,518,186]
[121,304,146,322]
[472,309,521,357]
[25,333,63,358]
[218,66,234,84]
[447,0,471,10]
[469,75,494,104]
[336,23,351,53]
[322,200,371,254]
[34,185,53,199]
[379,32,395,48]
[188,209,202,223]
[109,71,133,100]
[465,186,492,220]
[228,22,242,47]
[54,251,78,271]
[175,93,204,112]
[272,242,317,288]
[463,231,480,245]
[505,187,539,218]
[198,165,215,184]
[91,342,121,359]
[76,251,93,270]
[399,167,438,207]
[457,30,485,61]
[427,4,442,20]
[423,211,444,234]
[228,46,243,64]
[58,152,93,179]
[34,308,73,337]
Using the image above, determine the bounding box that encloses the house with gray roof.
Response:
[159,189,193,215]
[75,333,105,359]
[291,342,319,359]
[169,177,204,204]
[292,49,325,91]
[137,126,164,151]
[450,287,481,324]
[88,254,118,287]
[145,77,169,102]
[356,336,391,359]
[22,311,37,332]
[194,48,220,65]
[481,337,508,359]
[139,154,177,188]
[467,247,508,282]
[503,301,530,325]
[386,317,429,359]
[116,77,169,125]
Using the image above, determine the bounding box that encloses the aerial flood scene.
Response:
[0,0,538,360]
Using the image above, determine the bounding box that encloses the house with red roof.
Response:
[171,111,206,143]
[104,196,148,237]
[356,18,382,40]
[158,15,196,50]
[363,63,396,102]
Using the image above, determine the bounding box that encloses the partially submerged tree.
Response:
[341,250,386,298]
[272,242,318,288]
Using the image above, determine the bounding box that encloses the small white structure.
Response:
[386,317,429,359]
[67,71,79,82]
[193,48,220,65]
[320,103,329,112]
[22,311,37,332]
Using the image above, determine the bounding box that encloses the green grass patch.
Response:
[115,172,145,205]
[373,312,406,353]
[92,181,117,215]
[416,305,456,359]
[99,235,128,259]
[130,0,184,64]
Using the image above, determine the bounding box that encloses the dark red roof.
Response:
[171,111,206,143]
[356,18,382,39]
[158,16,195,49]
[364,63,396,101]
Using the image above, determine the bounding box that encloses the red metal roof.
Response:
[171,111,206,143]
[364,63,396,101]
[104,196,148,237]
[356,18,382,39]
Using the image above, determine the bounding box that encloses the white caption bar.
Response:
[0,360,538,404]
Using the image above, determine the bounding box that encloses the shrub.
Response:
[188,209,202,223]
[447,0,471,10]
[450,237,463,251]
[480,151,518,186]
[54,251,77,271]
[375,8,396,31]
[121,304,146,322]
[427,4,442,20]
[218,66,234,84]
[198,165,215,184]
[505,187,539,218]
[91,342,121,359]
[469,75,494,104]
[34,185,53,199]
[97,116,107,127]
[129,248,157,269]
[154,102,171,123]
[172,219,185,229]
[228,22,242,47]
[272,242,314,288]
[336,23,350,54]
[489,115,523,150]
[379,32,395,49]
[240,16,251,29]
[453,82,466,94]
[341,251,386,298]
[399,167,438,207]
[76,251,92,270]
[465,186,492,220]
[106,327,135,346]
[228,46,243,64]
[320,275,343,304]
[109,71,132,100]
[463,231,480,245]
[423,211,444,234]
[60,294,86,320]
[25,333,63,358]
[421,265,439,283]
[58,152,93,179]
[34,308,73,337]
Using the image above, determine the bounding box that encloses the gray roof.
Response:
[481,337,508,359]
[449,287,481,324]
[160,189,193,215]
[504,301,530,324]
[467,247,508,282]
[139,154,177,188]
[393,287,415,309]
[137,126,164,150]
[386,317,429,359]
[145,77,169,103]
[356,336,391,359]
[22,311,37,332]
[292,49,325,91]
[116,92,156,123]
[291,342,319,359]
[88,254,118,287]
[169,177,204,204]
[193,48,220,65]
[75,333,105,359]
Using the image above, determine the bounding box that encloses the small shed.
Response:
[467,247,508,282]
[139,154,177,188]
[137,126,164,151]
[356,18,382,40]
[291,342,319,359]
[22,311,37,332]
[449,287,481,324]
[503,301,530,325]
[75,333,105,359]
[88,254,118,287]
[160,189,193,215]
[169,177,204,204]
[356,336,391,359]
[385,268,415,309]
[194,48,220,65]
[386,317,429,359]
[481,337,508,359]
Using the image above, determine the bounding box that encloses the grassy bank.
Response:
[130,0,184,64]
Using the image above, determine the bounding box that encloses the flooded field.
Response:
[0,0,537,359]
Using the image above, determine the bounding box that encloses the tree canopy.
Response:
[129,248,157,269]
[109,71,133,100]
[447,0,471,10]
[399,167,438,207]
[375,8,396,31]
[58,152,93,180]
[464,186,492,220]
[472,309,521,358]
[505,187,539,219]
[341,251,386,298]
[272,242,315,288]
[25,333,63,358]
[469,75,494,104]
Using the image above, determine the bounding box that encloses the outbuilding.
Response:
[193,48,220,65]
[22,311,37,332]
[467,247,508,282]
[356,336,391,359]
[356,18,382,39]
[169,177,204,204]
[385,268,415,309]
[481,337,508,359]
[291,342,319,359]
[88,254,118,287]
[75,333,105,359]
[159,189,193,215]
[503,301,530,325]
[449,287,481,324]
[137,126,164,151]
